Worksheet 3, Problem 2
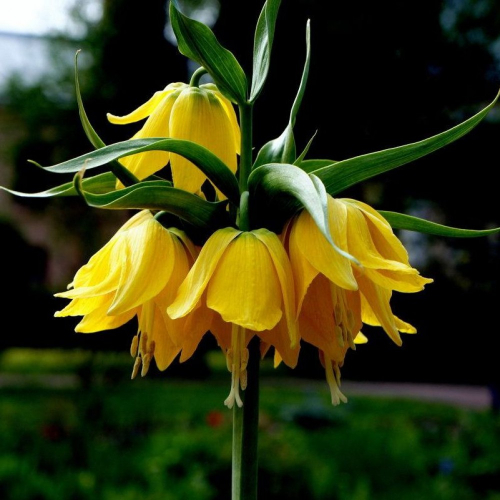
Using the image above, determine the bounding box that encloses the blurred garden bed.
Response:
[0,349,499,499]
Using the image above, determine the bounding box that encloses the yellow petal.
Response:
[254,229,299,346]
[357,272,402,345]
[168,228,241,319]
[107,87,175,125]
[169,87,238,195]
[201,83,241,154]
[138,299,181,371]
[258,317,300,368]
[75,295,137,333]
[291,199,358,292]
[344,201,413,272]
[109,220,178,315]
[207,232,283,331]
[55,294,111,317]
[354,331,368,344]
[288,216,320,315]
[343,199,410,264]
[364,267,433,293]
[298,275,352,363]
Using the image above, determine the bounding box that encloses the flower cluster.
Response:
[55,84,432,407]
[4,1,496,412]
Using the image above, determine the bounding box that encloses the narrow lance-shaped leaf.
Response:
[253,20,311,168]
[34,137,240,205]
[248,163,359,264]
[380,210,500,238]
[299,159,337,173]
[0,172,118,199]
[250,0,282,102]
[74,170,231,230]
[169,0,247,104]
[74,51,138,186]
[313,91,500,195]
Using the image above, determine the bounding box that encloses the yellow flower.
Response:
[286,196,432,404]
[55,210,211,374]
[168,227,298,408]
[107,82,240,196]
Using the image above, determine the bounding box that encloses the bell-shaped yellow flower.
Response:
[55,210,211,374]
[107,82,240,196]
[286,196,432,404]
[168,227,298,408]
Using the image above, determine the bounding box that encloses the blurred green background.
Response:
[0,0,499,498]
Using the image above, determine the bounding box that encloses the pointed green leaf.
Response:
[253,20,311,168]
[0,172,118,198]
[313,91,500,195]
[294,131,318,166]
[380,210,500,238]
[250,0,281,102]
[75,51,105,150]
[74,51,139,187]
[298,159,337,173]
[169,1,247,104]
[74,172,231,230]
[248,163,358,264]
[35,137,240,205]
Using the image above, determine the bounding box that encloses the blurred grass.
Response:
[0,349,499,499]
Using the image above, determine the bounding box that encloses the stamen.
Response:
[141,353,151,377]
[324,356,347,406]
[335,325,344,347]
[224,324,246,409]
[131,356,142,379]
[130,335,139,358]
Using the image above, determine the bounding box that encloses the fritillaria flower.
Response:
[107,82,240,196]
[54,210,211,374]
[286,196,432,404]
[168,227,298,408]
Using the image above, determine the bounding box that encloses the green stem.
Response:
[238,103,253,193]
[110,161,139,187]
[232,337,260,500]
[190,67,208,87]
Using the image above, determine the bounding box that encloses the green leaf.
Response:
[380,210,500,238]
[74,171,231,230]
[313,91,500,195]
[253,20,311,168]
[74,51,139,187]
[0,172,118,198]
[75,51,105,149]
[250,0,281,103]
[294,131,318,166]
[298,159,337,173]
[248,163,358,264]
[169,1,247,104]
[36,137,240,205]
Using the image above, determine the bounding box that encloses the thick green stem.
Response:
[238,103,253,193]
[232,337,260,500]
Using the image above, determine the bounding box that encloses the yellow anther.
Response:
[130,335,139,358]
[131,356,142,379]
[141,353,151,377]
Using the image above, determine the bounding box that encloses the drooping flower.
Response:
[55,210,211,375]
[168,227,298,408]
[286,196,432,404]
[107,82,240,196]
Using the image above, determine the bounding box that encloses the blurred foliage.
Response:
[0,365,500,499]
